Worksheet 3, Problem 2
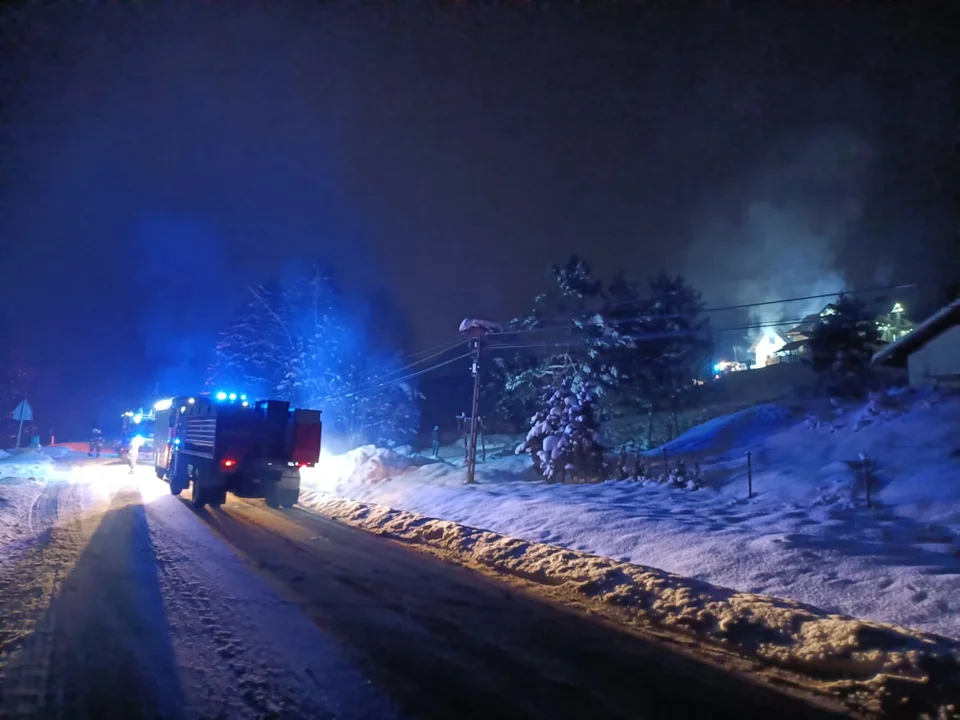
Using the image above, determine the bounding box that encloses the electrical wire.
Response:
[319,351,473,403]
[395,337,467,364]
[485,317,820,354]
[318,341,468,401]
[492,283,918,339]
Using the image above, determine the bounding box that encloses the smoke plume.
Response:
[687,129,874,332]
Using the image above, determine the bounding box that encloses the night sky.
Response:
[1,2,957,438]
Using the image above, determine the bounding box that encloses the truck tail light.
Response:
[222,458,237,469]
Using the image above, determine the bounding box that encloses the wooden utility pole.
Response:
[466,338,482,485]
[459,319,501,485]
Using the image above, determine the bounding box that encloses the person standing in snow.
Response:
[431,425,440,458]
[125,436,141,474]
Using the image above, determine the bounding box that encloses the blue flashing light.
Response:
[240,394,247,401]
[215,391,228,401]
[133,413,143,424]
[174,438,181,445]
[713,363,722,373]
[228,393,237,401]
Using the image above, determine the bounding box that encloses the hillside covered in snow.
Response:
[301,387,960,637]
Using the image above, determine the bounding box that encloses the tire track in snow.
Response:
[27,480,62,540]
[143,492,400,720]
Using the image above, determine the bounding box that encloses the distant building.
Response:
[875,302,914,344]
[871,297,960,387]
[748,332,786,368]
[754,301,914,367]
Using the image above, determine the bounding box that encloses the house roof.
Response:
[871,297,960,366]
[775,340,807,354]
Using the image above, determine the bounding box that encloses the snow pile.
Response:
[651,402,793,456]
[310,445,438,490]
[300,389,960,638]
[298,491,960,717]
[0,452,55,480]
[458,318,503,334]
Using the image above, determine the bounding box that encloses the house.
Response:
[871,297,960,387]
[765,301,914,366]
[875,302,915,343]
[747,331,786,368]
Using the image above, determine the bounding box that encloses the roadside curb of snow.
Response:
[298,489,960,717]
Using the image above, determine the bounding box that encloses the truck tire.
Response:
[265,490,279,508]
[280,489,299,507]
[210,487,227,508]
[191,477,206,509]
[169,481,183,496]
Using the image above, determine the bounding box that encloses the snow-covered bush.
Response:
[516,378,604,482]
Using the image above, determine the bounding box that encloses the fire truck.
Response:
[152,393,322,509]
[120,408,156,463]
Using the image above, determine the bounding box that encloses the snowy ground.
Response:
[300,387,960,639]
[0,453,400,718]
[0,448,840,719]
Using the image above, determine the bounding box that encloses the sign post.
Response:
[12,399,33,449]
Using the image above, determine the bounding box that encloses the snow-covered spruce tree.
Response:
[516,375,604,483]
[212,264,421,447]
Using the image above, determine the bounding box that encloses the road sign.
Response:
[12,400,32,422]
[12,400,32,448]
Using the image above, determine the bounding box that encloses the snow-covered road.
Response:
[0,461,841,719]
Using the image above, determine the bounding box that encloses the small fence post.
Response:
[859,452,872,508]
[662,447,668,480]
[746,451,753,498]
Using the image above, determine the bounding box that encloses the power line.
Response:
[396,337,467,364]
[319,340,467,401]
[319,351,473,404]
[485,318,821,355]
[493,284,917,340]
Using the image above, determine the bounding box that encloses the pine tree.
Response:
[516,374,604,482]
[806,294,881,396]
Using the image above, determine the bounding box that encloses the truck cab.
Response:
[154,394,322,509]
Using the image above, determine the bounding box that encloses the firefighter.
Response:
[88,428,103,458]
[431,425,440,458]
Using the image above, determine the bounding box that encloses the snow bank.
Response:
[298,491,960,717]
[650,402,793,456]
[0,452,55,478]
[301,390,960,638]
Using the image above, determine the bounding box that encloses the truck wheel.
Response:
[265,487,280,508]
[210,488,227,508]
[280,490,299,507]
[191,479,206,509]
